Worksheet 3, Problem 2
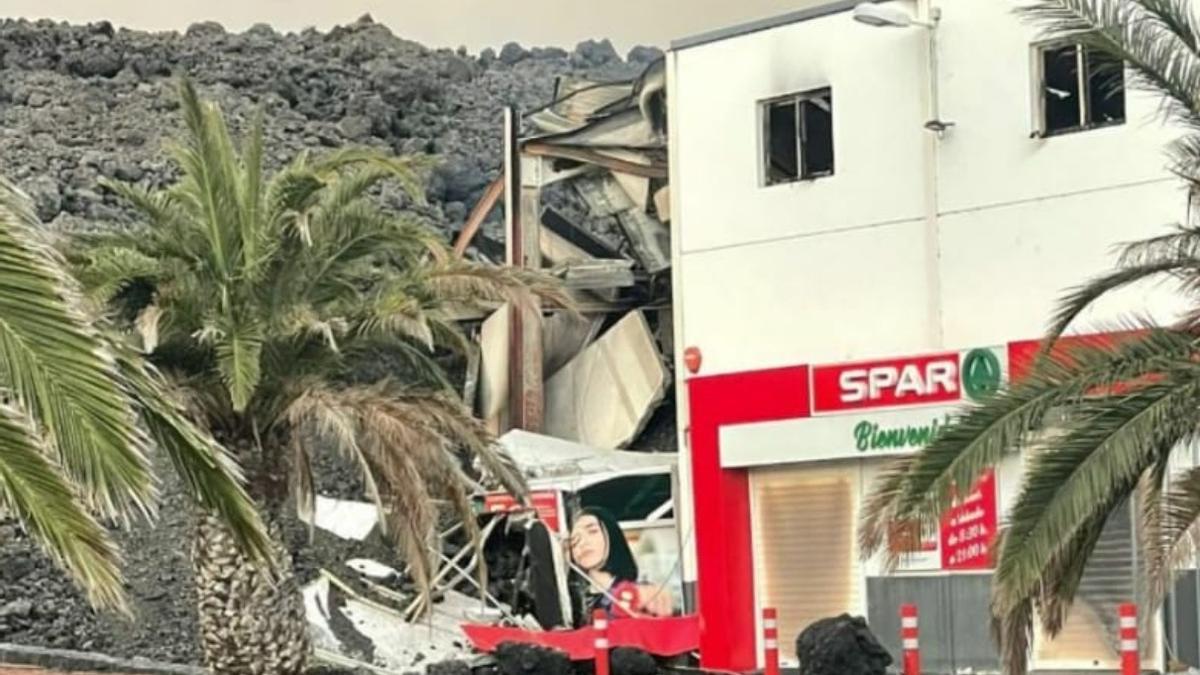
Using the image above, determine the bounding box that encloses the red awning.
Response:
[461,615,700,661]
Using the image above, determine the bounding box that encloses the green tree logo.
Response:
[962,349,1002,402]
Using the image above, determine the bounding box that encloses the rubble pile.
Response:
[0,16,655,241]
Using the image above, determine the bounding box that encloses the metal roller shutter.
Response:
[751,463,863,662]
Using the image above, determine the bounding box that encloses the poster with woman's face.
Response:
[567,508,679,617]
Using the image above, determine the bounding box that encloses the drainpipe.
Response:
[919,0,945,348]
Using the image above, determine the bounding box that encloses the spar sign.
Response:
[807,346,1007,456]
[718,345,1008,468]
[813,347,1003,413]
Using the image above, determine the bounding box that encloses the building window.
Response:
[1036,42,1125,136]
[762,88,834,185]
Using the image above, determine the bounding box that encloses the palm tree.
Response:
[0,174,269,613]
[860,2,1200,673]
[71,80,563,674]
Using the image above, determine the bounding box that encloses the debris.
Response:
[494,642,572,675]
[551,259,636,291]
[541,207,625,261]
[299,496,379,541]
[574,175,669,274]
[610,647,658,675]
[795,614,892,675]
[346,559,401,581]
[543,312,669,449]
[495,430,675,488]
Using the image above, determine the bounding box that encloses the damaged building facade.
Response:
[667,1,1194,673]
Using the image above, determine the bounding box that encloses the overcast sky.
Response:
[3,0,828,54]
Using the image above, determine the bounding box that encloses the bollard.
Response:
[593,609,610,675]
[901,604,920,675]
[762,607,781,675]
[1119,603,1139,675]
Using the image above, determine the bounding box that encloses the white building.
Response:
[667,0,1192,672]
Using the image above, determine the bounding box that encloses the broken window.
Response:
[1037,42,1125,136]
[763,88,834,185]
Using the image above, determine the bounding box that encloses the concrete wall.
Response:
[671,0,1189,378]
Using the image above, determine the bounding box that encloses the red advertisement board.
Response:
[940,469,998,570]
[483,490,562,532]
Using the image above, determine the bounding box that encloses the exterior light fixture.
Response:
[852,2,952,135]
[852,3,927,28]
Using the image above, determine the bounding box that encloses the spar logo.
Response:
[812,347,1003,413]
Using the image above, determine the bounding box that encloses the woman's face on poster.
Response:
[569,514,608,571]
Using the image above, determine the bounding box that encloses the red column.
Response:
[762,608,781,675]
[901,604,920,675]
[1119,603,1139,675]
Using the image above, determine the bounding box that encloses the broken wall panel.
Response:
[542,312,603,380]
[543,311,669,449]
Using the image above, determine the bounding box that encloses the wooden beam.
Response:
[452,173,504,257]
[504,108,544,432]
[521,142,667,179]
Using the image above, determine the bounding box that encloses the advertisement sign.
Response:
[483,490,563,533]
[940,469,998,570]
[887,469,998,572]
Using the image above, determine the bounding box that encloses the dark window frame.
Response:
[761,87,834,186]
[1034,40,1126,138]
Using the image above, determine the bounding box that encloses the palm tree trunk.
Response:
[192,512,309,674]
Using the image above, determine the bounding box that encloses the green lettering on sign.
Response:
[854,415,951,452]
[962,348,1002,402]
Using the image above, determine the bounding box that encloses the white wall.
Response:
[672,0,1191,377]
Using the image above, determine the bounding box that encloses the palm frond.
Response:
[861,329,1198,566]
[1046,259,1200,342]
[75,246,164,304]
[114,348,272,567]
[425,262,576,314]
[0,177,155,519]
[992,370,1200,617]
[214,316,264,412]
[0,401,128,612]
[308,148,435,205]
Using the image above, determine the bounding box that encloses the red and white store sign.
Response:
[720,346,1008,467]
[812,351,964,413]
[483,490,563,533]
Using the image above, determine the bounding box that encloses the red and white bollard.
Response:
[1119,603,1139,675]
[901,604,920,675]
[593,609,610,675]
[762,608,780,675]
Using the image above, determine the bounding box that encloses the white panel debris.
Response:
[300,496,379,541]
[543,311,669,449]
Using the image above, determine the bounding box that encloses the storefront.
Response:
[684,337,1157,673]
